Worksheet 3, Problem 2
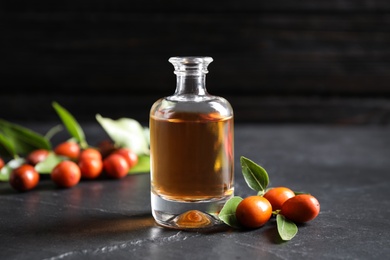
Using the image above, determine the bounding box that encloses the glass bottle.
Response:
[149,56,234,229]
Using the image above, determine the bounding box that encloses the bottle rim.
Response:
[169,57,213,75]
[168,56,213,64]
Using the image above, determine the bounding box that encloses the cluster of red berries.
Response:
[0,141,138,192]
[236,187,320,228]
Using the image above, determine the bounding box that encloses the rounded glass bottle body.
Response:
[150,57,234,229]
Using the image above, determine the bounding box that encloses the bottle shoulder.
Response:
[150,95,233,120]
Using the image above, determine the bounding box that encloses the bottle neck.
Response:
[168,57,213,100]
[174,74,208,96]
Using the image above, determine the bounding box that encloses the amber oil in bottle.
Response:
[150,57,234,229]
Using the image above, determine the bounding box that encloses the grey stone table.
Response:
[0,124,389,259]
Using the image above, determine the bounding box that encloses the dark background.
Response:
[1,0,390,125]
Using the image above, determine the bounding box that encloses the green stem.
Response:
[45,124,63,141]
[80,140,88,150]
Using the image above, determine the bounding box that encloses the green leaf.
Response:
[276,214,298,241]
[0,158,26,182]
[52,102,88,148]
[218,196,243,228]
[129,155,150,174]
[0,119,51,155]
[34,152,64,174]
[96,114,149,155]
[0,131,17,158]
[240,156,269,194]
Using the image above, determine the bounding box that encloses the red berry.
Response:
[26,149,49,166]
[103,154,129,179]
[78,158,103,179]
[0,157,4,170]
[54,142,80,160]
[51,161,81,188]
[280,194,320,223]
[113,148,138,169]
[263,187,295,211]
[79,148,102,161]
[236,196,272,229]
[10,164,40,192]
[98,140,116,158]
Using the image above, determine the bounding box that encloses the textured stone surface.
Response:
[0,125,389,259]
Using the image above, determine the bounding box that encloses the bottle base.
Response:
[151,191,232,230]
